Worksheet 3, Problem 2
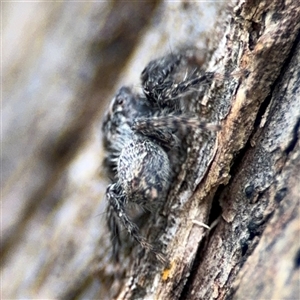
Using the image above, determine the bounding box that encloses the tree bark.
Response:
[2,1,299,300]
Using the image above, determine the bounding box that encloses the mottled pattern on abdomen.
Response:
[118,135,171,210]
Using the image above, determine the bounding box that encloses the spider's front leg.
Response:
[106,195,122,262]
[106,183,167,263]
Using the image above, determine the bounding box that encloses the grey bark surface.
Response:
[2,1,299,300]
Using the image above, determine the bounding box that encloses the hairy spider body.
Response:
[102,52,218,262]
[118,136,171,209]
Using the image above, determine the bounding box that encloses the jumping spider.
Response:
[102,51,219,263]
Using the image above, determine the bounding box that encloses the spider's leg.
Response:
[106,199,122,262]
[132,118,178,149]
[141,53,182,105]
[141,51,216,109]
[106,183,167,263]
[167,71,215,100]
[132,115,220,148]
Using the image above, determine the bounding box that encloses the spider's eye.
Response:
[116,95,125,107]
[112,96,125,114]
[117,98,124,106]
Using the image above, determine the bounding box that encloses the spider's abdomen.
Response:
[118,136,171,209]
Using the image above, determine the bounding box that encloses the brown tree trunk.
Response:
[2,1,299,300]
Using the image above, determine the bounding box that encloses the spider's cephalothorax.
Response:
[102,52,219,263]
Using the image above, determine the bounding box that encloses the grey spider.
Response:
[102,51,219,263]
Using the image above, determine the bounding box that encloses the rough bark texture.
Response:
[2,1,299,300]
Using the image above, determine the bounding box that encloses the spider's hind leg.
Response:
[141,52,216,111]
[141,53,183,107]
